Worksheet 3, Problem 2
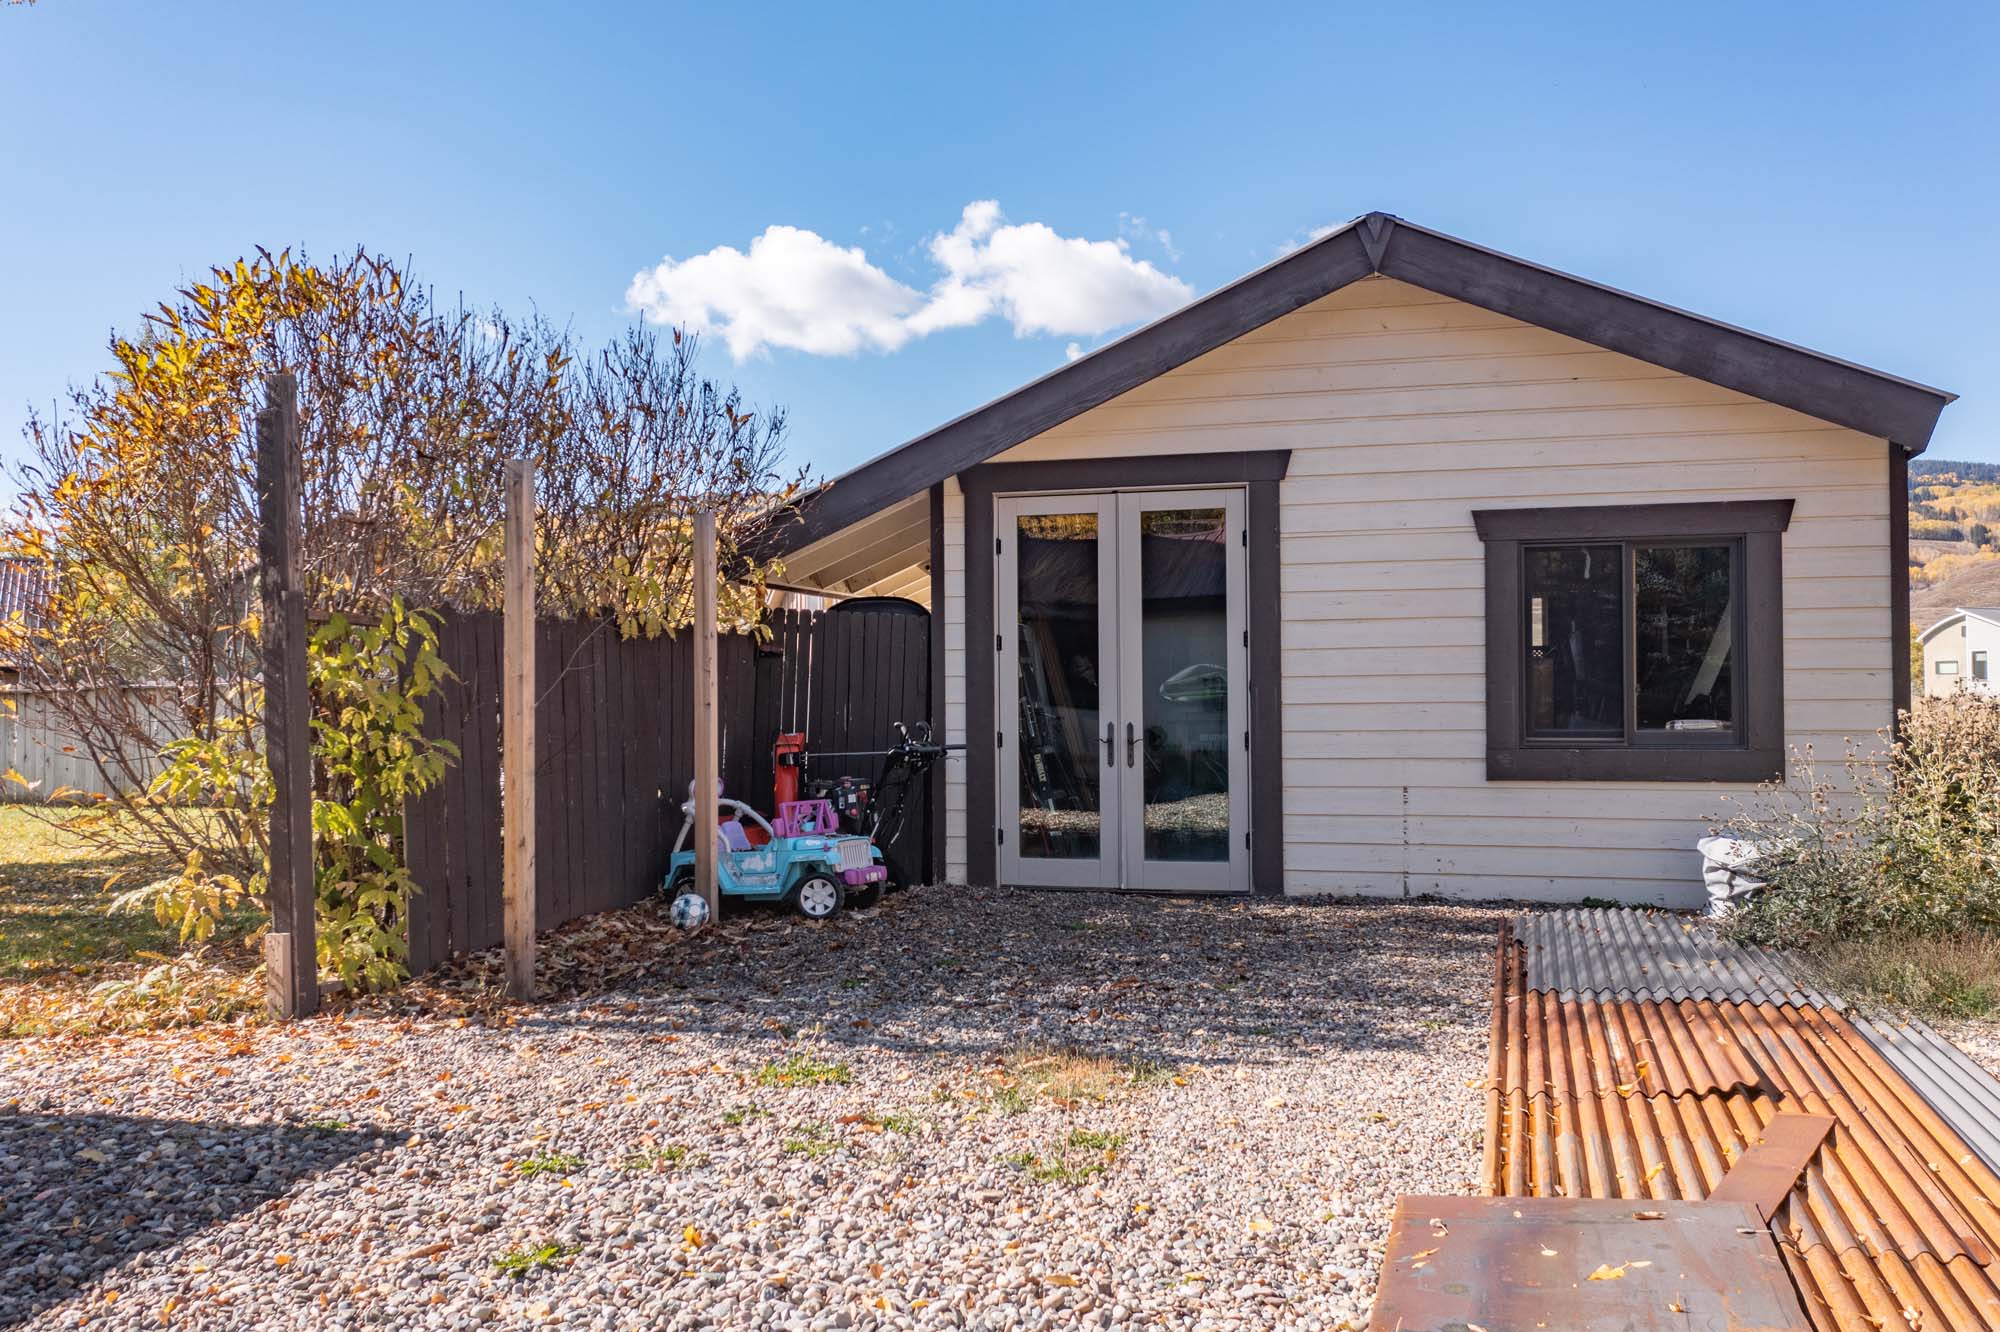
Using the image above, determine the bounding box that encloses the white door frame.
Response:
[996,493,1121,888]
[994,485,1249,893]
[1114,488,1250,894]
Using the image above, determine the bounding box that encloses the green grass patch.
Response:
[621,1144,697,1170]
[781,1123,837,1158]
[721,1104,770,1126]
[881,1114,921,1135]
[512,1151,584,1176]
[306,1118,351,1133]
[0,807,259,981]
[492,1242,577,1277]
[756,1054,853,1087]
[1002,1127,1126,1184]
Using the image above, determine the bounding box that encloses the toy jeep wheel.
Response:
[791,874,842,920]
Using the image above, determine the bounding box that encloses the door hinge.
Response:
[996,537,1003,555]
[1244,831,1252,849]
[997,730,1004,749]
[1242,629,1248,648]
[996,633,1003,652]
[996,827,1005,846]
[1241,528,1247,547]
[1243,729,1250,751]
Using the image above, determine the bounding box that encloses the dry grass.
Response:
[987,1042,1177,1110]
[1804,931,2000,1021]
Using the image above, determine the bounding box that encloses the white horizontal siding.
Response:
[941,478,968,884]
[975,276,1892,908]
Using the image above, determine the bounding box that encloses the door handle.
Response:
[1126,722,1140,768]
[1103,721,1116,767]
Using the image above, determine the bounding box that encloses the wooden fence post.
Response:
[693,509,719,917]
[503,459,537,1000]
[256,372,318,1019]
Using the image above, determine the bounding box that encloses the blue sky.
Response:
[3,0,1996,498]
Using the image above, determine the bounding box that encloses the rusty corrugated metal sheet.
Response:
[1485,922,2000,1332]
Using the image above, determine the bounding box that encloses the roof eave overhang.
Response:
[752,212,1957,559]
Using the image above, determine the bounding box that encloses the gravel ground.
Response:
[2,888,1505,1332]
[1939,1019,2000,1081]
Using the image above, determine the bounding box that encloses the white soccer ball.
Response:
[669,892,711,931]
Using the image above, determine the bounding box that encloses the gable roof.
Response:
[0,558,52,669]
[753,211,1956,559]
[1918,607,2000,643]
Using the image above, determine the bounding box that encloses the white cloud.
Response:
[1064,342,1085,362]
[1119,212,1181,262]
[1275,223,1343,257]
[626,201,1193,361]
[624,225,921,360]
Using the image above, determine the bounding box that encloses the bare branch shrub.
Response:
[4,249,798,915]
[1723,691,2000,948]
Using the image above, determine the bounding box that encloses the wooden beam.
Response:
[255,372,317,1019]
[502,459,537,1001]
[693,509,719,918]
[783,499,930,585]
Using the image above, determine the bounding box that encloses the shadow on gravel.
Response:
[0,1112,380,1328]
[528,889,1507,1070]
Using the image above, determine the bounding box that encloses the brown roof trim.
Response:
[754,213,1955,558]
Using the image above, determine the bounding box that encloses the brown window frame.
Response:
[1473,499,1794,782]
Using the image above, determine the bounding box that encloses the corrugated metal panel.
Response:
[1851,1014,2000,1178]
[1516,907,1838,1008]
[1485,926,2000,1332]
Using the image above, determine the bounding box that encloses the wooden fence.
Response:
[403,603,931,974]
[0,687,180,800]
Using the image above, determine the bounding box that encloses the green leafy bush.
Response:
[1724,692,2000,949]
[114,599,456,992]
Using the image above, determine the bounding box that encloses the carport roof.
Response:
[751,211,1957,561]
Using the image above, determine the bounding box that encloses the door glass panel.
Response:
[1015,512,1103,859]
[1635,543,1735,733]
[1138,507,1230,863]
[1525,544,1623,737]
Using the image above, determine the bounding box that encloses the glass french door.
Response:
[997,488,1249,893]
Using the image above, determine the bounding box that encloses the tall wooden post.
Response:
[503,459,537,1000]
[256,372,318,1019]
[693,508,719,918]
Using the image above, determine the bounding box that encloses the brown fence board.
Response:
[405,601,932,975]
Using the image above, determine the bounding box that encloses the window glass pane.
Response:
[1525,545,1623,736]
[1015,513,1104,859]
[1974,652,1989,682]
[1137,507,1230,863]
[1635,544,1735,733]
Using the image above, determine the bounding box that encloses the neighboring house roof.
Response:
[754,211,1957,559]
[0,559,52,667]
[1918,607,2000,643]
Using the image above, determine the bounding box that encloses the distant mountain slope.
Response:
[1914,559,2000,626]
[1909,460,2000,624]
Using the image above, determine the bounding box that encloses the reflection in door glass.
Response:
[1140,508,1229,862]
[1016,513,1102,859]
